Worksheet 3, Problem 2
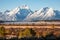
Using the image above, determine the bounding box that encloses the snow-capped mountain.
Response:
[24,7,60,22]
[0,6,60,22]
[3,5,33,21]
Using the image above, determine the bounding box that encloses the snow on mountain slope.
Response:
[0,6,60,22]
[4,10,10,14]
[7,7,20,16]
[24,7,56,21]
[41,8,55,20]
[4,5,33,21]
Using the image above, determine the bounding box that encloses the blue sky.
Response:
[0,0,60,12]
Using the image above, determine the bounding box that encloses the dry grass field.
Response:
[0,21,60,39]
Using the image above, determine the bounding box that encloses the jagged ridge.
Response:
[0,6,60,22]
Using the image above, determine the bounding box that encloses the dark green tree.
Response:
[30,28,36,36]
[0,26,5,37]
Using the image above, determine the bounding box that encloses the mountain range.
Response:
[0,5,60,22]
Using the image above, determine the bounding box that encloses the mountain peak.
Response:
[43,7,49,9]
[42,7,53,11]
[0,6,60,21]
[20,5,29,9]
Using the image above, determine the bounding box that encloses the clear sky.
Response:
[0,0,60,12]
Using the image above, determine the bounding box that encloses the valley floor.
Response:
[0,21,60,39]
